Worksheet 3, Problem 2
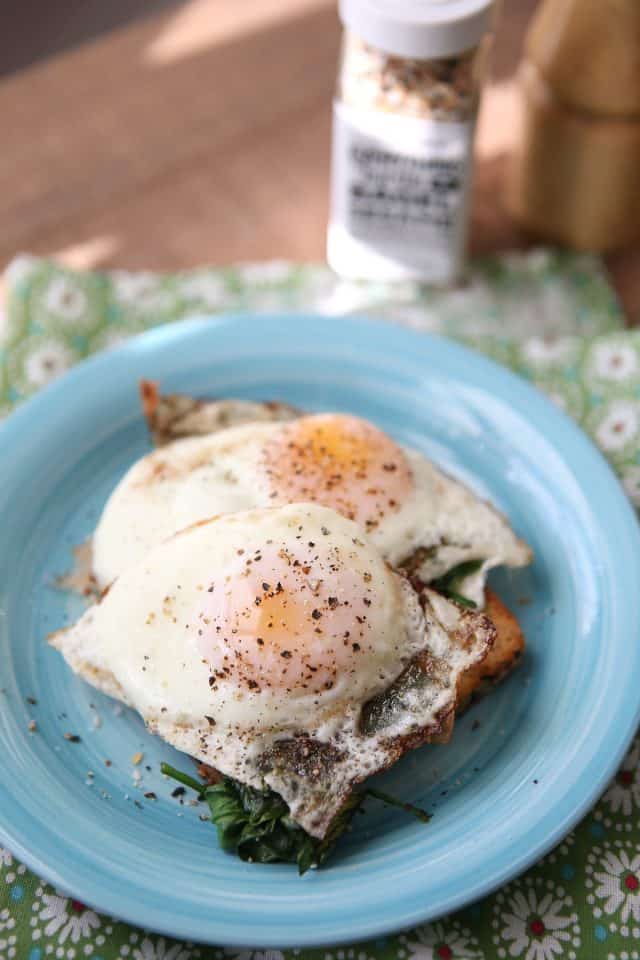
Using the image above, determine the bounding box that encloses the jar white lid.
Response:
[338,0,495,59]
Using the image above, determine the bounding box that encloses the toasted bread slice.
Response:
[456,589,525,710]
[139,380,299,446]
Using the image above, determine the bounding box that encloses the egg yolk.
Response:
[193,541,379,695]
[259,414,413,530]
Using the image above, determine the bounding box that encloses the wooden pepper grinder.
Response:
[506,0,640,251]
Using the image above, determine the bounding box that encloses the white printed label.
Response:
[328,101,474,282]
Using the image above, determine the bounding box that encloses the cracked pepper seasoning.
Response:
[328,0,496,284]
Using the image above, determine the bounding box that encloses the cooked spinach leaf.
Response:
[161,762,430,874]
[161,762,355,874]
[431,558,484,608]
[365,787,432,823]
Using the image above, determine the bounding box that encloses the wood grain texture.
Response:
[0,0,337,263]
[1,0,638,320]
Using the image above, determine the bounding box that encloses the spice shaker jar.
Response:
[506,0,640,252]
[327,0,496,284]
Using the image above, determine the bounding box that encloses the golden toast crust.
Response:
[457,589,525,709]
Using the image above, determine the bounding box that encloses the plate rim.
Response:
[1,311,640,947]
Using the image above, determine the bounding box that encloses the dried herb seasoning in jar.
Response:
[328,0,496,284]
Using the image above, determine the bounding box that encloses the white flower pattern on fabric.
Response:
[0,907,16,932]
[0,852,12,870]
[111,272,160,304]
[601,738,640,816]
[590,343,638,382]
[0,931,17,959]
[111,272,175,313]
[589,843,640,924]
[130,936,200,960]
[24,340,75,389]
[595,402,640,452]
[178,273,230,309]
[522,337,576,368]
[435,286,498,336]
[43,275,89,324]
[495,886,579,960]
[3,254,39,287]
[382,304,443,333]
[239,261,293,285]
[37,892,100,944]
[404,920,484,958]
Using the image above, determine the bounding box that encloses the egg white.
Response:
[53,503,494,836]
[93,419,531,602]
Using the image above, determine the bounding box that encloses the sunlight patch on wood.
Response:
[145,0,331,66]
[52,235,119,269]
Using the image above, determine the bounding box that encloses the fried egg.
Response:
[93,408,531,603]
[53,503,494,836]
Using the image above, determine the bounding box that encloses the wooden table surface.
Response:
[2,0,638,319]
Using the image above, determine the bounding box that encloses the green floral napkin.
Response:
[1,251,639,960]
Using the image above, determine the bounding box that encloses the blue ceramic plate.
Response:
[1,314,639,948]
